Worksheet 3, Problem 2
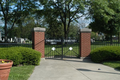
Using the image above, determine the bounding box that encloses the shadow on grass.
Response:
[115,67,120,71]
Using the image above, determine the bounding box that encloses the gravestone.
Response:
[18,38,25,43]
[14,37,18,43]
[10,38,13,42]
[7,38,10,42]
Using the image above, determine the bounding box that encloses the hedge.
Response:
[90,46,120,63]
[0,47,41,66]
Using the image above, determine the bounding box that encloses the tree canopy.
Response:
[89,0,120,36]
[39,0,87,39]
[0,0,38,42]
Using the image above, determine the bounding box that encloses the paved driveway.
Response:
[28,58,120,80]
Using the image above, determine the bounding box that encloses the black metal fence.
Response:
[0,43,32,48]
[45,38,79,59]
[91,36,120,51]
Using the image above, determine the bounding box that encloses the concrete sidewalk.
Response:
[28,58,120,80]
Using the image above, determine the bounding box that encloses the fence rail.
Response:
[0,43,32,48]
[91,39,120,51]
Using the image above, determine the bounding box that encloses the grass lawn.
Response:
[103,61,120,70]
[8,65,35,80]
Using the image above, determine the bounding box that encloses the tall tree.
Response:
[0,0,38,42]
[68,23,79,39]
[0,0,13,42]
[89,0,120,43]
[39,0,87,39]
[45,17,63,39]
[7,16,36,40]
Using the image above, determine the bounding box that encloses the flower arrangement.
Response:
[0,59,13,80]
[0,60,10,64]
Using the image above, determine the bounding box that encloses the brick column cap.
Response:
[33,27,46,32]
[80,28,92,33]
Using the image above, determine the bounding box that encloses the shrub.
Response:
[90,46,120,63]
[13,47,41,65]
[0,47,41,66]
[0,48,22,66]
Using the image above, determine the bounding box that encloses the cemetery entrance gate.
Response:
[33,27,91,59]
[45,36,79,59]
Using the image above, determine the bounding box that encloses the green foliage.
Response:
[13,47,41,65]
[45,18,63,39]
[0,48,22,65]
[8,17,36,40]
[91,32,101,40]
[0,0,38,41]
[89,0,120,35]
[39,0,87,38]
[0,47,41,66]
[68,23,79,38]
[90,46,120,63]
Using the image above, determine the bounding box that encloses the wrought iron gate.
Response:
[45,37,79,59]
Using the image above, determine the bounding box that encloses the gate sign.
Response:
[69,47,73,51]
[52,47,55,51]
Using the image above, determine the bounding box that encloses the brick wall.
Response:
[80,32,91,57]
[32,27,46,58]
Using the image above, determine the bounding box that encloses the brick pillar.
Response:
[32,27,46,58]
[80,28,91,58]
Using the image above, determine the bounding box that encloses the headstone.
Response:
[10,38,13,42]
[24,38,28,41]
[2,38,5,42]
[7,38,10,42]
[18,38,25,43]
[14,37,18,43]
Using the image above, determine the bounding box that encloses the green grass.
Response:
[8,65,35,80]
[103,61,120,70]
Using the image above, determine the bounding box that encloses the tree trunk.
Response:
[63,23,67,39]
[5,20,7,42]
[110,34,112,45]
[118,32,120,43]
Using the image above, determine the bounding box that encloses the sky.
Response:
[79,17,91,27]
[0,20,4,26]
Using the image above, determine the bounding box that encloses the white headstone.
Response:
[14,37,18,43]
[2,38,5,42]
[18,38,25,43]
[10,38,13,42]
